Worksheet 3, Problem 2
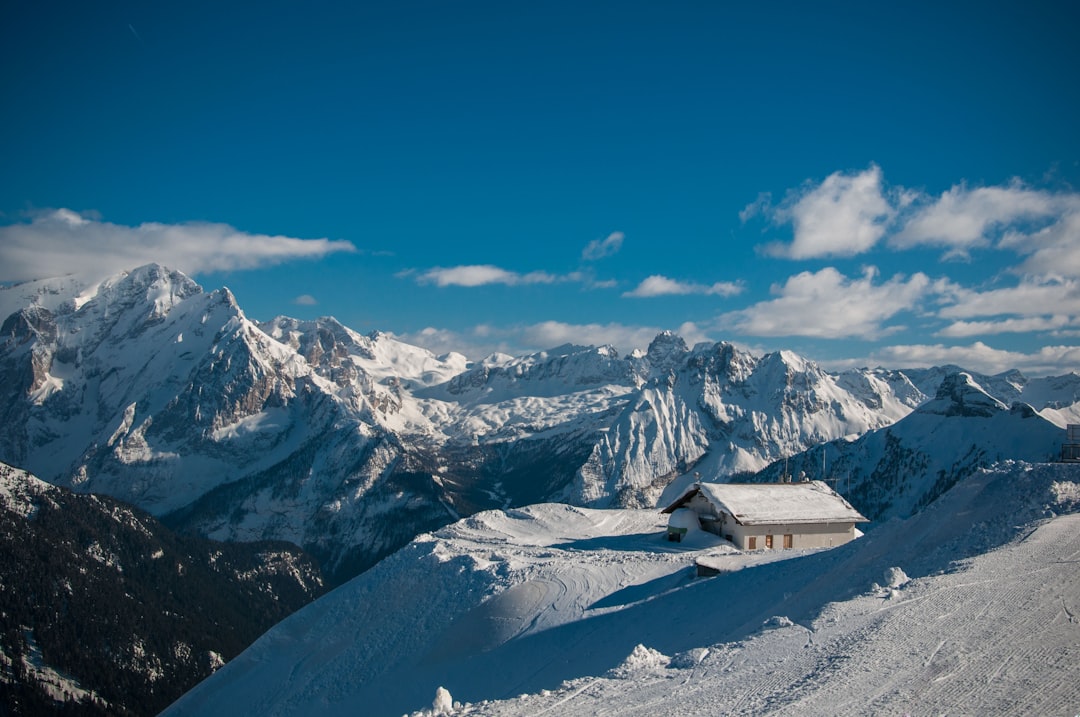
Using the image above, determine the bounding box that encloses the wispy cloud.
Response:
[521,319,709,352]
[293,294,318,306]
[0,209,356,283]
[938,277,1080,319]
[127,23,144,46]
[397,319,710,359]
[751,165,899,259]
[581,231,624,261]
[623,275,743,298]
[407,264,619,290]
[411,265,559,288]
[891,182,1062,256]
[842,341,1080,378]
[716,266,939,339]
[936,315,1073,338]
[999,200,1080,278]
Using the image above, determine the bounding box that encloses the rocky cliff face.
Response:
[1,265,1076,582]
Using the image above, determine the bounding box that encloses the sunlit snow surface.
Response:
[165,461,1080,717]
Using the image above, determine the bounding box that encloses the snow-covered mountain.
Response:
[0,460,323,716]
[161,461,1080,717]
[737,371,1067,521]
[569,336,922,508]
[2,264,1077,582]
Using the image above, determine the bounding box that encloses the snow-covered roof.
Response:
[662,481,868,525]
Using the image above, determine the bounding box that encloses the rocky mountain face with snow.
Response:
[1,265,1076,582]
[0,460,323,716]
[741,371,1068,522]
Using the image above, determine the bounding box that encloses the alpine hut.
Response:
[661,480,868,550]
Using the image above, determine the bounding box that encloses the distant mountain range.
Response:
[0,460,323,716]
[2,264,1077,582]
[718,370,1067,521]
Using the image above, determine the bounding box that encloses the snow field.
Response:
[165,462,1080,717]
[163,504,728,716]
[445,463,1080,716]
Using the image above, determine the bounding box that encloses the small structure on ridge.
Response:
[661,480,868,551]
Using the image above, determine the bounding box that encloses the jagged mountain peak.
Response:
[684,341,755,384]
[261,316,467,391]
[95,263,203,309]
[918,371,1009,418]
[997,368,1028,391]
[0,263,200,331]
[756,346,819,376]
[442,341,634,400]
[645,330,689,368]
[538,342,599,358]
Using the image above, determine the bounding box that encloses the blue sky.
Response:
[2,1,1079,376]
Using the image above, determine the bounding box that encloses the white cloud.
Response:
[716,266,937,339]
[398,320,711,360]
[938,277,1080,319]
[293,294,318,306]
[936,315,1074,338]
[756,165,896,259]
[411,265,620,289]
[883,179,1080,270]
[891,183,1059,254]
[747,170,1080,276]
[0,209,356,283]
[845,341,1080,378]
[623,275,743,298]
[581,231,625,261]
[739,192,772,223]
[413,264,559,288]
[999,202,1080,278]
[390,327,488,359]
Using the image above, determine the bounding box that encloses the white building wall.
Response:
[724,521,856,550]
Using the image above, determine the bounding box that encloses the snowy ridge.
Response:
[2,265,1079,582]
[163,461,1080,717]
[740,371,1067,522]
[0,462,59,519]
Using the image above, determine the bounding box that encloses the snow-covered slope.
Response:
[162,461,1080,717]
[3,265,1077,582]
[737,371,1067,521]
